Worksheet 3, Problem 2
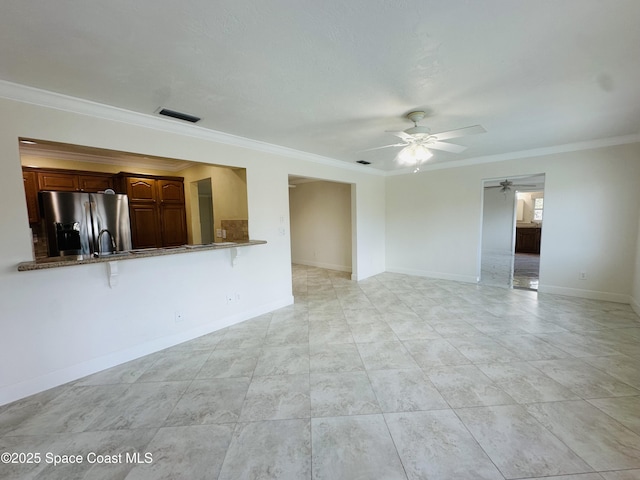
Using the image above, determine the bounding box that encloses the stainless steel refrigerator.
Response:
[40,191,132,257]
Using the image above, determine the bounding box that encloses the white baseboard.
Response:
[537,284,630,304]
[385,267,477,284]
[0,295,293,407]
[292,259,352,273]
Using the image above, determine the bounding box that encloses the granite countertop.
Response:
[17,240,267,271]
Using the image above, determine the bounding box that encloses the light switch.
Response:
[216,229,222,237]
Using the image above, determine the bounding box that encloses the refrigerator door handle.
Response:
[87,200,99,255]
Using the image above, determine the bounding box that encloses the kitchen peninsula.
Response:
[17,239,266,271]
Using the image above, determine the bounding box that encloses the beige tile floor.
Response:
[2,264,640,479]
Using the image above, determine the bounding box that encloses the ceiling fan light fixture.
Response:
[397,144,433,167]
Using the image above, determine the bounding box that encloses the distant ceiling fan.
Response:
[485,179,539,193]
[366,111,486,170]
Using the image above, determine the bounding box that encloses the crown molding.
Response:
[2,80,637,179]
[386,133,640,176]
[0,80,385,176]
[20,146,194,172]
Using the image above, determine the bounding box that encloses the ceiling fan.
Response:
[366,111,486,170]
[485,179,539,193]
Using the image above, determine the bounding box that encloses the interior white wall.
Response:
[481,187,516,254]
[0,95,386,405]
[289,181,352,272]
[288,168,386,282]
[386,143,640,302]
[480,186,516,287]
[632,212,640,316]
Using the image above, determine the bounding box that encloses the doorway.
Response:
[479,174,545,290]
[513,191,544,289]
[288,175,353,275]
[189,178,215,245]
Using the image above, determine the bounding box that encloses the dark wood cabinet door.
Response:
[38,172,79,191]
[126,177,157,202]
[22,170,40,223]
[157,179,185,203]
[119,174,186,248]
[129,204,161,248]
[515,228,541,254]
[160,204,188,247]
[78,174,114,192]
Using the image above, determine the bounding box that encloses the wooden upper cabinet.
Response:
[33,168,115,193]
[78,174,114,192]
[22,170,39,223]
[157,179,185,203]
[116,173,186,249]
[37,171,79,191]
[124,177,157,202]
[23,167,117,224]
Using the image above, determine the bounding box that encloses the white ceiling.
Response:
[2,0,639,171]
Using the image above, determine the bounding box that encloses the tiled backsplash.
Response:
[221,219,249,241]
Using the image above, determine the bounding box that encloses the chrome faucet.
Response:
[96,229,117,257]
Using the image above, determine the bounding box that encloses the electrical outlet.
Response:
[174,312,184,323]
[579,271,587,280]
[235,292,241,303]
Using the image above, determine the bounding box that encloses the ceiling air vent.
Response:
[356,160,371,165]
[158,108,201,123]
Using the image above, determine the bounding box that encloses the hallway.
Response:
[513,253,540,290]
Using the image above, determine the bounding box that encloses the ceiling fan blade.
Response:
[427,141,467,153]
[359,143,407,152]
[386,130,414,141]
[433,125,486,141]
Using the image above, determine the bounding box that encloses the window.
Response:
[533,197,544,221]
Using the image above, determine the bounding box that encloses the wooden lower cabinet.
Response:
[130,202,187,249]
[160,204,188,247]
[515,227,541,254]
[129,205,161,249]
